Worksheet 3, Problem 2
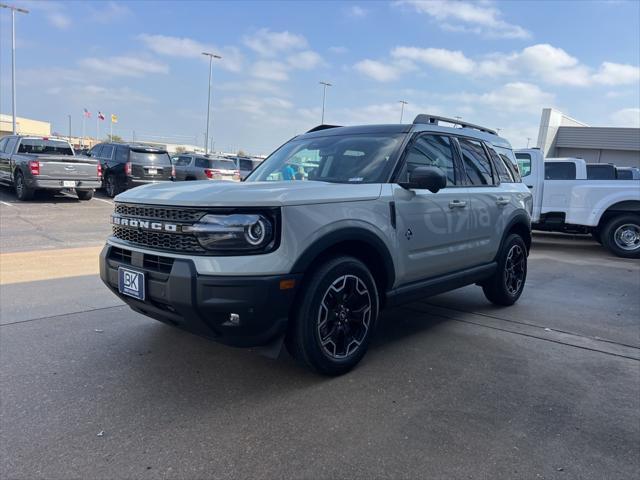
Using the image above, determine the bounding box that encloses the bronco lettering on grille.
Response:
[111,215,180,233]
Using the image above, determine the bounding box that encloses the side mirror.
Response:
[401,166,447,193]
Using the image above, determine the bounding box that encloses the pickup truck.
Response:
[0,135,101,201]
[515,149,640,258]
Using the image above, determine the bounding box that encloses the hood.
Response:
[115,180,382,207]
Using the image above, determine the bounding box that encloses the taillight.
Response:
[204,168,213,179]
[171,165,176,178]
[97,163,103,178]
[125,161,132,176]
[28,160,40,176]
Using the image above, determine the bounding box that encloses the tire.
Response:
[601,214,640,259]
[76,189,94,201]
[482,234,528,306]
[14,171,34,201]
[105,174,119,198]
[286,256,379,376]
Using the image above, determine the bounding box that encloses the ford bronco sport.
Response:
[100,115,532,375]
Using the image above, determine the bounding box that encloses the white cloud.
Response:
[138,34,243,72]
[90,1,131,23]
[287,50,326,70]
[514,44,590,86]
[396,0,530,39]
[80,85,155,104]
[251,61,290,82]
[354,59,414,82]
[79,56,169,77]
[221,95,293,118]
[329,46,348,54]
[48,12,71,29]
[348,6,368,17]
[609,108,640,127]
[243,29,307,57]
[457,82,555,114]
[392,46,475,74]
[593,62,640,86]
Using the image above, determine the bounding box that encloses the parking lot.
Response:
[1,187,639,479]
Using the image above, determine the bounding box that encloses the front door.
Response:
[393,133,471,283]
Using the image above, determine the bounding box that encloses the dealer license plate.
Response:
[118,267,145,300]
[62,180,76,187]
[147,168,158,175]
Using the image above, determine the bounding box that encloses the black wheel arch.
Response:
[290,227,396,300]
[498,213,532,256]
[597,201,640,229]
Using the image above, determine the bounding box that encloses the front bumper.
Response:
[29,178,101,190]
[99,244,300,347]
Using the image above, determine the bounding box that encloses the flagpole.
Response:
[110,118,113,141]
[81,114,85,148]
[96,114,99,143]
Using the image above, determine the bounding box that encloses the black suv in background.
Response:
[87,143,174,197]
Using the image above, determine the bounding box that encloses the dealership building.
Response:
[536,108,640,167]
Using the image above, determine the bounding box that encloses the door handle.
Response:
[449,200,467,209]
[496,197,510,206]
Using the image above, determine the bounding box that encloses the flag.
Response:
[98,111,105,121]
[83,108,91,118]
[111,114,118,124]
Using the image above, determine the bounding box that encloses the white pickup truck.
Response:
[515,149,639,258]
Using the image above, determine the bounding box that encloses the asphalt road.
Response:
[1,192,639,480]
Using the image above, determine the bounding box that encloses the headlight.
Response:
[184,213,276,252]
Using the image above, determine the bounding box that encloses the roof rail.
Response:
[413,114,497,135]
[306,124,342,133]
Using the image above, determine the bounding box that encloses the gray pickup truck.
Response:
[0,135,101,201]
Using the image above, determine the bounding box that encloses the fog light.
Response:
[229,313,240,325]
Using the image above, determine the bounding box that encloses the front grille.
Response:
[114,203,205,222]
[109,246,132,264]
[113,226,205,253]
[143,254,174,273]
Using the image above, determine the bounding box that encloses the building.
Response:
[537,108,640,167]
[0,113,51,137]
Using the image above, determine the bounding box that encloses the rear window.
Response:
[17,138,73,155]
[545,162,576,180]
[130,149,171,165]
[210,159,237,170]
[587,164,616,180]
[239,159,254,170]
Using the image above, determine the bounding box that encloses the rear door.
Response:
[393,133,472,282]
[174,155,192,180]
[456,137,503,265]
[129,148,172,181]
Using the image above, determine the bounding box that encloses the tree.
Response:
[106,134,123,142]
[237,149,248,157]
[175,146,187,154]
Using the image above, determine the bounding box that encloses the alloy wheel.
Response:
[317,274,372,359]
[504,244,525,296]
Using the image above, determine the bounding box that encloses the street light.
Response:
[398,100,408,123]
[1,3,29,135]
[319,81,332,124]
[202,52,221,155]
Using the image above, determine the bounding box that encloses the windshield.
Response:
[130,149,171,165]
[18,138,74,155]
[247,133,404,183]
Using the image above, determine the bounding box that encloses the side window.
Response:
[175,156,191,166]
[115,146,129,163]
[402,134,456,186]
[458,138,495,185]
[587,164,616,180]
[515,153,532,177]
[240,159,253,171]
[100,145,114,160]
[195,158,208,168]
[89,145,102,158]
[545,162,576,180]
[485,145,514,183]
[5,137,19,154]
[0,137,8,153]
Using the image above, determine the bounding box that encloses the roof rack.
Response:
[306,124,342,133]
[413,114,497,135]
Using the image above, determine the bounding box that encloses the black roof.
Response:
[301,124,412,139]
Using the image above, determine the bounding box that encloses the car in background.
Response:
[173,154,239,181]
[232,156,263,180]
[87,143,174,197]
[0,135,100,201]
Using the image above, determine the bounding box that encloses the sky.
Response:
[0,0,639,154]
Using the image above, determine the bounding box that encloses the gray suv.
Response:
[100,114,532,375]
[172,154,239,181]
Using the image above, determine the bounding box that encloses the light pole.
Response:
[1,3,29,134]
[202,52,222,154]
[319,81,332,124]
[68,114,71,144]
[526,137,531,148]
[398,100,408,123]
